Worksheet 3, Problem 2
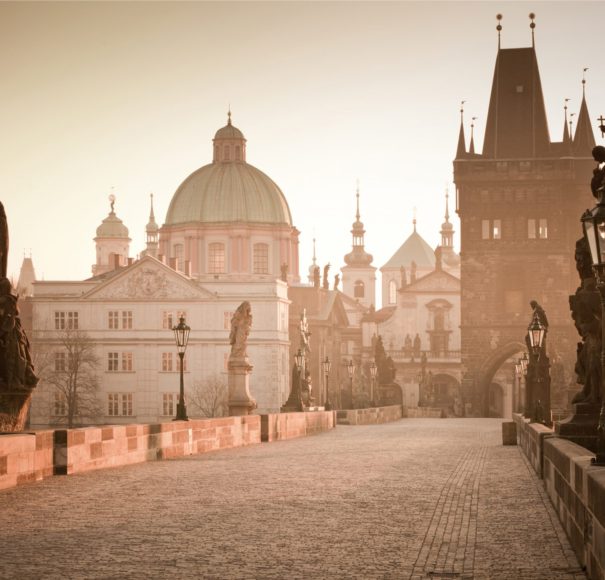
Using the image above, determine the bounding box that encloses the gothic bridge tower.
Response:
[454,17,596,415]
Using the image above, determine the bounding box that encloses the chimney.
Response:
[169,257,178,271]
[128,257,134,266]
[184,260,192,277]
[158,254,166,265]
[113,254,122,270]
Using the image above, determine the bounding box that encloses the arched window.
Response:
[434,310,445,330]
[235,146,241,161]
[224,145,230,161]
[354,280,365,298]
[253,243,269,274]
[208,243,225,273]
[388,279,397,304]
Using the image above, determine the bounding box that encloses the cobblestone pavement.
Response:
[0,419,586,579]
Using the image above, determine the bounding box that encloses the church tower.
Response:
[142,193,159,259]
[341,186,376,308]
[454,16,595,415]
[92,195,131,276]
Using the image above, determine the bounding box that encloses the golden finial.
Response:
[496,14,503,49]
[529,13,536,47]
[583,67,589,97]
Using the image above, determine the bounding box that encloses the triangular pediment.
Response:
[403,270,460,293]
[83,257,215,301]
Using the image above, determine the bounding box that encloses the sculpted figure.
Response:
[322,263,330,290]
[530,300,549,331]
[313,266,320,289]
[229,301,252,358]
[333,274,340,291]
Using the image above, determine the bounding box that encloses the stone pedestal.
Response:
[0,390,32,432]
[555,402,600,452]
[228,357,256,416]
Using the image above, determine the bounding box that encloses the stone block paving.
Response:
[0,419,586,579]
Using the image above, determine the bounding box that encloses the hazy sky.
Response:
[2,1,603,294]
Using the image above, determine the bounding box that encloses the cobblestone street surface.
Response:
[0,419,586,579]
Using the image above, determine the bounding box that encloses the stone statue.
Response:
[410,261,417,283]
[530,300,549,331]
[413,333,421,357]
[280,263,288,282]
[313,266,320,289]
[229,301,252,359]
[322,263,330,290]
[333,274,340,291]
[299,309,311,355]
[591,145,605,199]
[404,334,412,357]
[0,203,39,432]
[400,266,407,287]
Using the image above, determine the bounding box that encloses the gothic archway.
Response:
[477,341,526,416]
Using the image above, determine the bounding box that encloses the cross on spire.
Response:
[598,115,605,138]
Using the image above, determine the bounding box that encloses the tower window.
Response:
[253,243,269,274]
[388,280,397,304]
[224,145,230,161]
[354,280,365,298]
[528,219,548,239]
[208,243,226,273]
[235,146,241,161]
[481,219,501,240]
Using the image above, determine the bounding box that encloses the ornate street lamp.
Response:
[294,349,305,410]
[172,316,190,421]
[369,361,378,407]
[582,183,605,463]
[520,352,529,375]
[347,359,355,409]
[528,314,546,355]
[322,356,332,411]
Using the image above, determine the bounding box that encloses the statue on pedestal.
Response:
[0,203,39,432]
[227,301,256,416]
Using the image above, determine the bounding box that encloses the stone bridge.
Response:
[0,418,586,579]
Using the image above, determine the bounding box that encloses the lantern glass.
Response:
[528,315,545,350]
[370,362,378,379]
[582,206,605,267]
[520,353,529,373]
[172,317,190,354]
[515,363,522,376]
[294,349,304,370]
[347,359,354,378]
[322,356,331,375]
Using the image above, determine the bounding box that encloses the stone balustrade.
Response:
[336,405,403,425]
[0,411,336,492]
[514,413,605,579]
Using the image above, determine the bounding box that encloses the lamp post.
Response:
[514,361,523,414]
[172,316,190,421]
[294,349,305,411]
[369,361,378,407]
[527,312,549,424]
[322,356,332,411]
[582,184,605,463]
[347,359,355,409]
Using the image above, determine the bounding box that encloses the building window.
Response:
[173,244,184,271]
[538,219,548,239]
[209,243,225,274]
[55,311,79,330]
[224,311,234,330]
[108,311,119,329]
[162,311,174,330]
[162,352,173,372]
[162,393,175,416]
[53,391,66,416]
[122,311,133,329]
[482,219,501,240]
[354,280,365,298]
[161,352,186,372]
[121,352,133,372]
[107,352,119,372]
[528,219,536,239]
[54,352,66,372]
[253,243,269,274]
[388,280,397,304]
[108,393,133,417]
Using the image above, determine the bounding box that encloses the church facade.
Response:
[29,115,297,426]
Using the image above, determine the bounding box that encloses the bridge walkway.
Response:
[0,418,585,579]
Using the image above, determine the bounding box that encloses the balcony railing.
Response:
[386,349,461,363]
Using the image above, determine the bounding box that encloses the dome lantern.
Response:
[213,110,247,163]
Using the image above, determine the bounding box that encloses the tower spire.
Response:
[469,117,477,155]
[144,192,159,258]
[574,69,596,156]
[227,105,232,126]
[455,101,467,159]
[563,98,571,146]
[355,179,360,221]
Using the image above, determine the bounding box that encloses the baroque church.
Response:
[28,114,298,425]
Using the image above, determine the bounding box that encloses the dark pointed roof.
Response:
[455,119,466,159]
[482,47,550,159]
[573,94,596,156]
[381,226,435,270]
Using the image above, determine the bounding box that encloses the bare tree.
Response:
[188,375,228,418]
[40,328,102,428]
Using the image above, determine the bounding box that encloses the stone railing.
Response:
[514,413,605,579]
[336,405,403,425]
[386,349,461,363]
[0,411,336,492]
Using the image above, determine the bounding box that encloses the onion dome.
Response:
[96,195,130,239]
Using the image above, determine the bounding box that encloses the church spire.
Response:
[144,193,159,258]
[573,68,596,156]
[440,187,454,249]
[455,101,467,159]
[469,117,477,155]
[563,98,571,144]
[343,184,373,268]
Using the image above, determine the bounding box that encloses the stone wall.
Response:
[260,411,335,442]
[0,431,54,491]
[514,415,605,579]
[406,407,445,419]
[336,405,403,425]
